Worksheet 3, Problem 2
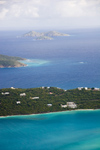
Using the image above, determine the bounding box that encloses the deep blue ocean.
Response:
[0,28,100,89]
[0,28,100,150]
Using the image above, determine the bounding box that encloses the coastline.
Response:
[0,54,27,68]
[0,109,99,118]
[0,60,27,68]
[19,58,50,67]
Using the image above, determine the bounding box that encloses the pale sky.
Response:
[0,0,100,30]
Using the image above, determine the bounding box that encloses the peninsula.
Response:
[23,30,70,40]
[0,87,100,116]
[0,54,26,68]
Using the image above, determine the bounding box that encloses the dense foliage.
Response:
[0,87,100,116]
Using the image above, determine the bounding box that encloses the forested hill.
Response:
[0,54,26,68]
[0,87,100,116]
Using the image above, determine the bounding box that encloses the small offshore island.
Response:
[0,87,100,116]
[23,30,70,40]
[0,54,26,68]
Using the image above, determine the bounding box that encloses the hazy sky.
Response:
[0,0,100,30]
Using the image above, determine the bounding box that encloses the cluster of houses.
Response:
[18,93,40,104]
[1,92,10,95]
[78,87,100,91]
[78,87,88,90]
[1,90,77,109]
[1,86,100,108]
[61,102,77,109]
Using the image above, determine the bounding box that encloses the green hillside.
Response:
[0,87,100,116]
[0,54,26,68]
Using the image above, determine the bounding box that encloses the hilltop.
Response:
[23,30,70,40]
[0,54,26,68]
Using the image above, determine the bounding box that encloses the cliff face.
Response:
[0,54,26,68]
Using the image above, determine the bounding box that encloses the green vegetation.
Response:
[0,54,26,68]
[0,87,100,116]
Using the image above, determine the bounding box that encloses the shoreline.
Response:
[0,61,27,68]
[0,54,27,68]
[0,109,99,118]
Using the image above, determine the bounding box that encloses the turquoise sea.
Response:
[0,110,100,150]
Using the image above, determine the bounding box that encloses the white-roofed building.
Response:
[20,93,26,96]
[47,104,52,107]
[67,102,77,108]
[16,101,21,104]
[61,104,67,108]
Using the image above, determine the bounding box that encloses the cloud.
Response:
[8,4,39,18]
[0,0,40,19]
[0,0,100,29]
[0,1,6,4]
[55,0,100,18]
[0,8,8,19]
[0,0,100,19]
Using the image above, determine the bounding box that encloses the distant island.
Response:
[23,31,70,40]
[0,87,100,116]
[0,54,26,68]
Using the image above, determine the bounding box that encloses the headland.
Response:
[0,54,27,68]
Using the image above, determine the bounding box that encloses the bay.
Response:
[0,110,100,150]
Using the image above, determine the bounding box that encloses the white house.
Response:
[61,102,77,108]
[1,92,10,95]
[16,101,21,104]
[47,104,52,107]
[94,88,100,91]
[85,87,88,90]
[20,93,26,96]
[47,87,50,89]
[11,87,15,89]
[31,97,39,99]
[61,104,67,108]
[78,87,83,90]
[67,102,77,108]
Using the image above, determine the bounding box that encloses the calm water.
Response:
[0,110,100,150]
[0,28,100,89]
[0,29,100,150]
